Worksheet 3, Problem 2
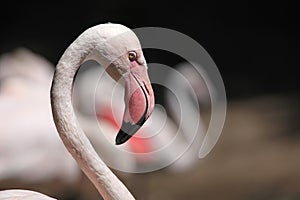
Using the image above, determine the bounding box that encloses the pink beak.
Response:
[115,64,154,145]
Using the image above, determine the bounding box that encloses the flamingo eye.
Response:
[128,51,137,62]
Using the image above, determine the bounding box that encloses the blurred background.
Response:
[0,1,299,200]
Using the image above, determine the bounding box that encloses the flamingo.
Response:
[0,23,155,200]
[163,62,212,167]
[0,48,79,184]
[73,61,213,173]
[73,64,181,172]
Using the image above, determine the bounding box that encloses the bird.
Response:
[162,60,227,160]
[73,61,210,173]
[72,61,137,172]
[0,48,80,184]
[0,190,56,200]
[163,62,211,169]
[0,23,155,200]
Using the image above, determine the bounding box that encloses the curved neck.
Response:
[166,71,203,137]
[50,30,134,200]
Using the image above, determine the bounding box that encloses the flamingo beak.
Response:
[115,66,154,145]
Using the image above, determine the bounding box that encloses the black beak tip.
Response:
[115,78,149,145]
[115,129,133,145]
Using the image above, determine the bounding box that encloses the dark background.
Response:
[0,1,298,99]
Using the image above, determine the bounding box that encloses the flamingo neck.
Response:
[50,25,135,200]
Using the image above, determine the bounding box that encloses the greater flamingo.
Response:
[0,23,155,200]
[164,62,213,166]
[73,62,209,172]
[0,48,79,184]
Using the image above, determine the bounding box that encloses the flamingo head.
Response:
[93,24,155,145]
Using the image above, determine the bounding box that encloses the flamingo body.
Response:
[0,190,56,200]
[0,49,79,183]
